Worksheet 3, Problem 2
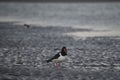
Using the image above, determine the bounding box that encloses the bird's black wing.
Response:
[46,53,60,63]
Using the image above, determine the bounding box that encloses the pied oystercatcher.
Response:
[46,46,67,67]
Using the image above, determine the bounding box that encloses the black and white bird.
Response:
[24,24,30,28]
[46,46,67,67]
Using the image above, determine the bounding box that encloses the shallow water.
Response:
[0,3,120,79]
[65,30,120,38]
[0,23,120,80]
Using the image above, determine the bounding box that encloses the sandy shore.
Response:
[0,22,120,80]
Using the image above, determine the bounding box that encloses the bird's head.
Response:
[61,46,67,55]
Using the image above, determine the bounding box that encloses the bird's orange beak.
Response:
[64,48,67,53]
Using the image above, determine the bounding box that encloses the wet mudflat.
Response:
[0,22,120,80]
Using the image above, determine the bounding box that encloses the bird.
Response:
[46,46,67,68]
[24,24,30,28]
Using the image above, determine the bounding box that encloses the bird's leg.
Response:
[54,63,57,67]
[54,63,61,69]
[58,62,61,67]
[57,63,61,69]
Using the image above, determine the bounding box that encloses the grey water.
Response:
[0,2,120,33]
[1,3,120,80]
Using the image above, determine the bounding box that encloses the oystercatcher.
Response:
[46,46,67,67]
[24,24,30,28]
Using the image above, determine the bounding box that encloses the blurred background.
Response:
[0,1,120,37]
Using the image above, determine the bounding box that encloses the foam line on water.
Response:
[65,30,120,39]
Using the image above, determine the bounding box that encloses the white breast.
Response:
[53,53,66,62]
